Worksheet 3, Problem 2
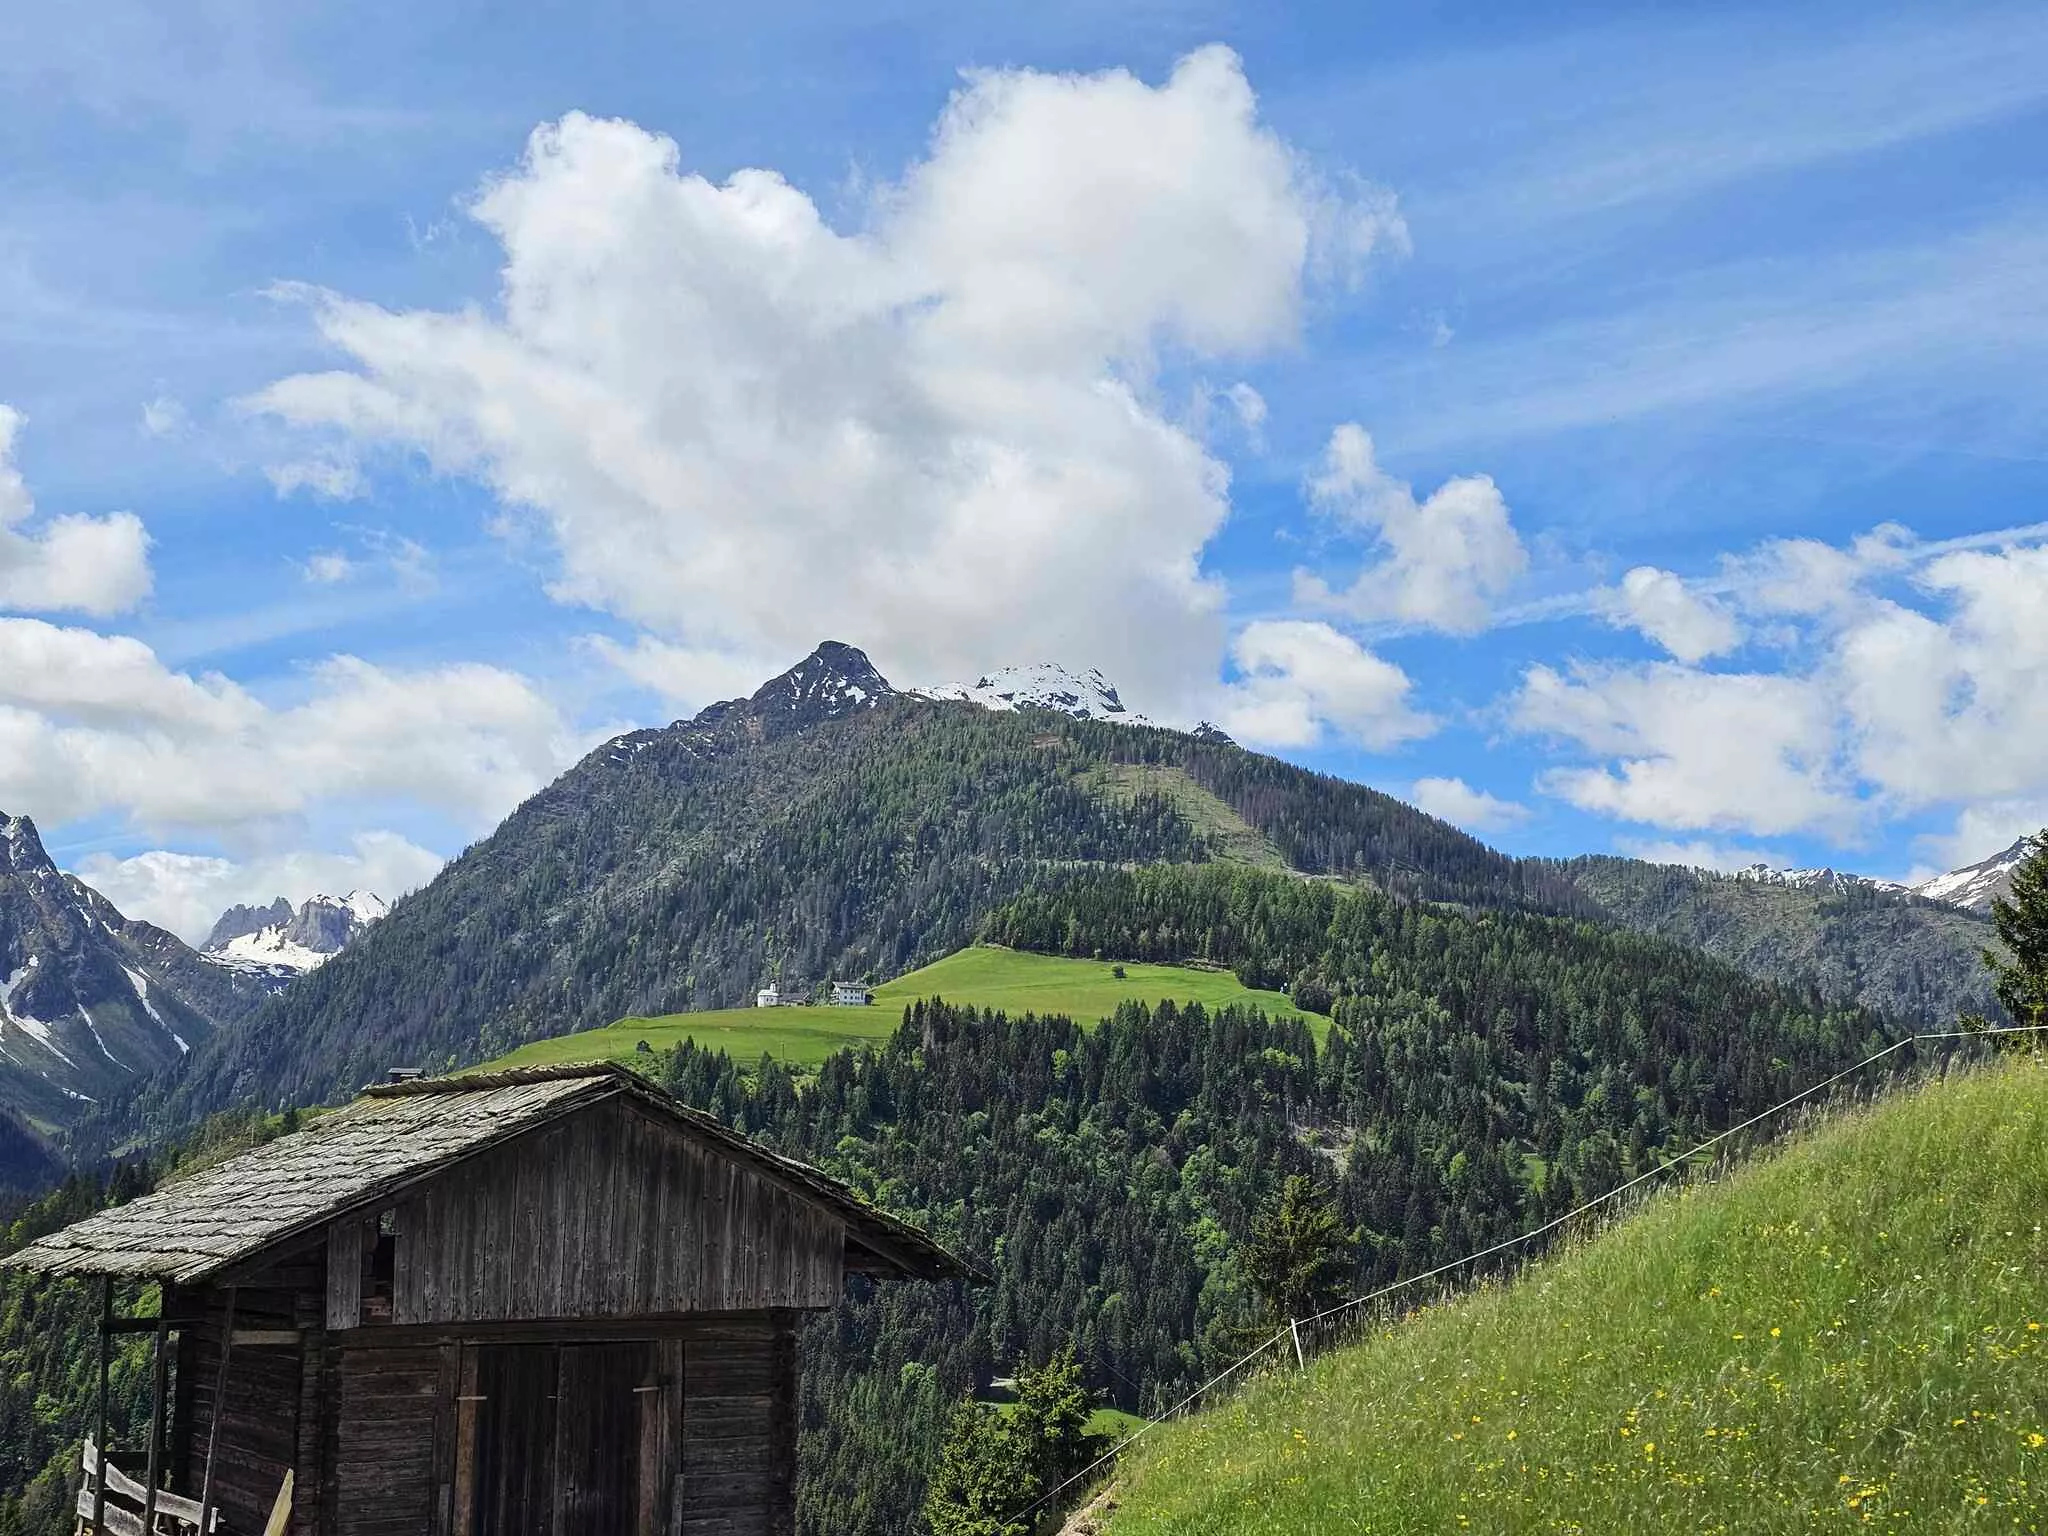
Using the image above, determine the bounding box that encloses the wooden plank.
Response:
[450,1346,478,1536]
[290,1292,324,1536]
[331,1346,440,1536]
[79,1441,215,1531]
[326,1222,364,1332]
[261,1471,294,1536]
[76,1484,146,1536]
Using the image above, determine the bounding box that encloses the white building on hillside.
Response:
[756,981,802,1008]
[829,981,872,1006]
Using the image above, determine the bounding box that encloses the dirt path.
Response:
[1055,1480,1121,1535]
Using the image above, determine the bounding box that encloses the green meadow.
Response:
[1105,1054,2048,1535]
[483,944,1314,1072]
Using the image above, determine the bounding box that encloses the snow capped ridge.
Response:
[1912,837,2031,913]
[1718,834,2034,915]
[913,663,1155,726]
[202,888,387,977]
[1731,864,1903,896]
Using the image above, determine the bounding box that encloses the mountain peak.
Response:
[0,812,52,874]
[675,641,896,741]
[203,890,388,977]
[204,896,295,951]
[1728,863,1907,898]
[3,826,244,1121]
[1913,836,2034,912]
[754,641,893,715]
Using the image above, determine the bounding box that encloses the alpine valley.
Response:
[1,642,2032,1536]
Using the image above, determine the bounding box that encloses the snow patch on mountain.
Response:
[123,965,187,1052]
[79,1006,120,1066]
[914,663,1155,726]
[0,958,68,1063]
[1912,838,2031,912]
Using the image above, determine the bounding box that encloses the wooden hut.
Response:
[4,1064,974,1536]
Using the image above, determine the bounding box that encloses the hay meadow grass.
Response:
[482,944,1314,1072]
[1106,1055,2048,1535]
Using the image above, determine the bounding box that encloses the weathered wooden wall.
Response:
[326,1341,448,1536]
[387,1099,843,1325]
[310,1316,796,1536]
[679,1317,797,1536]
[174,1284,308,1536]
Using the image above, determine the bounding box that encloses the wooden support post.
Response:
[92,1276,113,1536]
[1289,1316,1306,1372]
[142,1308,171,1536]
[196,1287,238,1536]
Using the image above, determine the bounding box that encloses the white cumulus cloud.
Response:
[1602,565,1742,662]
[1509,528,2048,860]
[0,617,589,834]
[1512,659,1848,836]
[1296,423,1527,635]
[245,48,1406,718]
[0,405,154,617]
[1408,775,1530,832]
[1837,545,2048,807]
[1219,619,1435,750]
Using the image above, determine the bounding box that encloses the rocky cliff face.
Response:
[204,897,294,951]
[1,813,262,1129]
[203,890,389,978]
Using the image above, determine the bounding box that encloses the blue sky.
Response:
[3,0,2047,939]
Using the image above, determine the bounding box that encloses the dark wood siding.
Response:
[680,1318,796,1536]
[180,1290,304,1535]
[329,1344,447,1536]
[389,1100,843,1325]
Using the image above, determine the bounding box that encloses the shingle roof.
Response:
[3,1064,976,1286]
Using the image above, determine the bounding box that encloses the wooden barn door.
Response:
[467,1345,558,1535]
[459,1340,675,1536]
[554,1343,644,1531]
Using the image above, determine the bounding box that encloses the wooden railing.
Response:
[75,1439,219,1536]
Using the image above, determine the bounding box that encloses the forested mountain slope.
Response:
[1562,855,2000,1026]
[137,643,1584,1126]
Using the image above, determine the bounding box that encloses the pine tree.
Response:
[1010,1348,1092,1498]
[924,1399,1027,1536]
[1243,1174,1354,1327]
[1985,831,2048,1030]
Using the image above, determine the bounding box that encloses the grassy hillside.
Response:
[1105,1055,2048,1534]
[484,945,1313,1070]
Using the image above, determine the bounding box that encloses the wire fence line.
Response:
[1007,1022,2048,1529]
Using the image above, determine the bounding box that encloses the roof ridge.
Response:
[362,1061,631,1096]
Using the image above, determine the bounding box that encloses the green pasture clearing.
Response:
[1086,763,1290,870]
[1105,1053,2048,1534]
[483,944,1315,1072]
